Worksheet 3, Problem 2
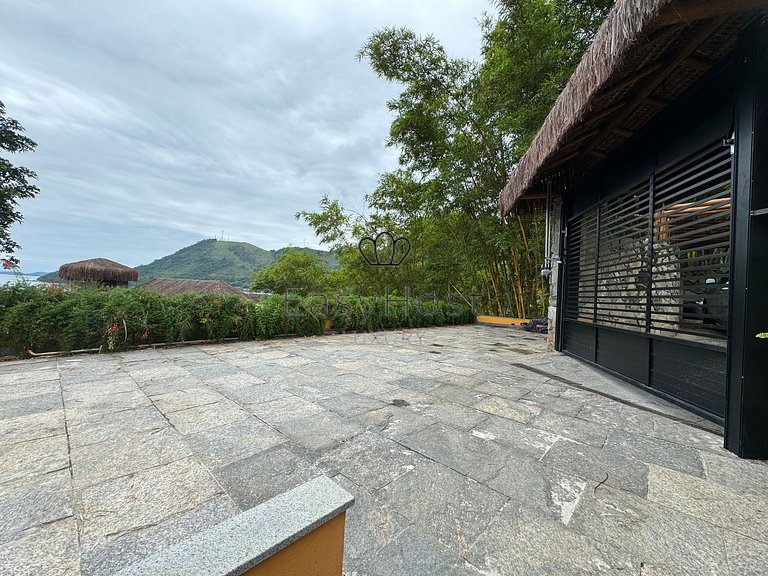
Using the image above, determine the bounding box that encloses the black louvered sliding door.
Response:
[563,137,732,419]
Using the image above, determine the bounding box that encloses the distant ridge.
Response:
[37,239,337,288]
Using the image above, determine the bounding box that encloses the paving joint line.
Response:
[511,363,719,434]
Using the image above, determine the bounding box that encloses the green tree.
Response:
[1,100,39,260]
[250,248,330,295]
[357,26,546,316]
[299,2,612,317]
[479,0,613,158]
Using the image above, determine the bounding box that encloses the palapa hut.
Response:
[58,258,138,287]
[499,0,768,458]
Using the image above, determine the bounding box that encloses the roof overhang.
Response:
[499,0,768,216]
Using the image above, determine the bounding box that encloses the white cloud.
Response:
[1,0,492,271]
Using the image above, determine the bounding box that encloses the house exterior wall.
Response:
[555,37,736,423]
[549,20,768,458]
[547,196,562,351]
[726,21,768,459]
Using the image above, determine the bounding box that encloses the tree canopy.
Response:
[250,248,339,295]
[301,1,613,317]
[0,100,39,262]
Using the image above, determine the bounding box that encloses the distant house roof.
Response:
[140,278,249,297]
[499,0,768,215]
[58,258,139,283]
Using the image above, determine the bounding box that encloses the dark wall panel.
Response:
[564,321,595,362]
[651,339,726,417]
[596,328,650,385]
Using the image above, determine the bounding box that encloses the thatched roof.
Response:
[58,258,138,283]
[500,0,768,215]
[140,278,249,297]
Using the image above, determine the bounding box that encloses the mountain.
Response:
[0,270,49,277]
[38,239,338,288]
[135,239,274,287]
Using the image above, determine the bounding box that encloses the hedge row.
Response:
[0,284,475,355]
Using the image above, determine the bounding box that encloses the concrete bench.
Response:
[115,475,354,576]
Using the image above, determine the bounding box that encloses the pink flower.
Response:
[111,322,118,334]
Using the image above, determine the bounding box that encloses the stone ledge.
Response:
[114,475,354,576]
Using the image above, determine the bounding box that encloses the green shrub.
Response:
[0,285,474,355]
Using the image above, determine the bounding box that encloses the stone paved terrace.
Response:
[1,324,768,576]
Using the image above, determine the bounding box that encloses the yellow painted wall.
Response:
[243,513,346,576]
[476,315,528,325]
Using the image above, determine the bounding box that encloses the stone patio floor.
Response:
[1,324,768,575]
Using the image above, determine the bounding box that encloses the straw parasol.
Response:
[58,258,138,287]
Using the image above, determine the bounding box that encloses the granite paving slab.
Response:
[700,451,768,492]
[247,394,324,425]
[161,398,250,435]
[318,391,388,418]
[377,459,507,554]
[332,474,410,568]
[77,457,223,552]
[0,391,61,420]
[604,427,706,477]
[149,386,227,412]
[2,324,765,576]
[0,433,69,484]
[568,482,729,574]
[0,470,74,546]
[221,383,292,405]
[465,501,617,576]
[70,426,192,489]
[0,410,66,446]
[275,409,365,451]
[541,438,650,496]
[357,405,438,440]
[473,395,543,423]
[214,444,321,510]
[0,517,80,576]
[723,533,768,576]
[400,422,508,483]
[530,410,610,448]
[430,383,489,407]
[183,416,286,469]
[79,496,239,576]
[319,431,429,491]
[470,413,561,459]
[647,464,768,544]
[353,526,478,576]
[65,406,167,449]
[0,378,60,403]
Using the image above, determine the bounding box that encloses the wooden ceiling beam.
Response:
[602,62,664,98]
[613,127,633,138]
[646,96,670,108]
[658,0,768,27]
[575,17,728,165]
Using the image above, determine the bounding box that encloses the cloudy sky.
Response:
[1,0,492,273]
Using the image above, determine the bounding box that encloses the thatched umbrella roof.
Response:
[499,0,768,215]
[58,258,138,283]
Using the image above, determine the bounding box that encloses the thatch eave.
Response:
[499,0,768,216]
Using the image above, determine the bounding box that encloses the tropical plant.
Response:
[0,100,39,258]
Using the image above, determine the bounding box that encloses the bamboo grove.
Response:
[298,1,613,318]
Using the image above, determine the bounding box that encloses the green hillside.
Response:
[39,239,338,288]
[135,239,274,287]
